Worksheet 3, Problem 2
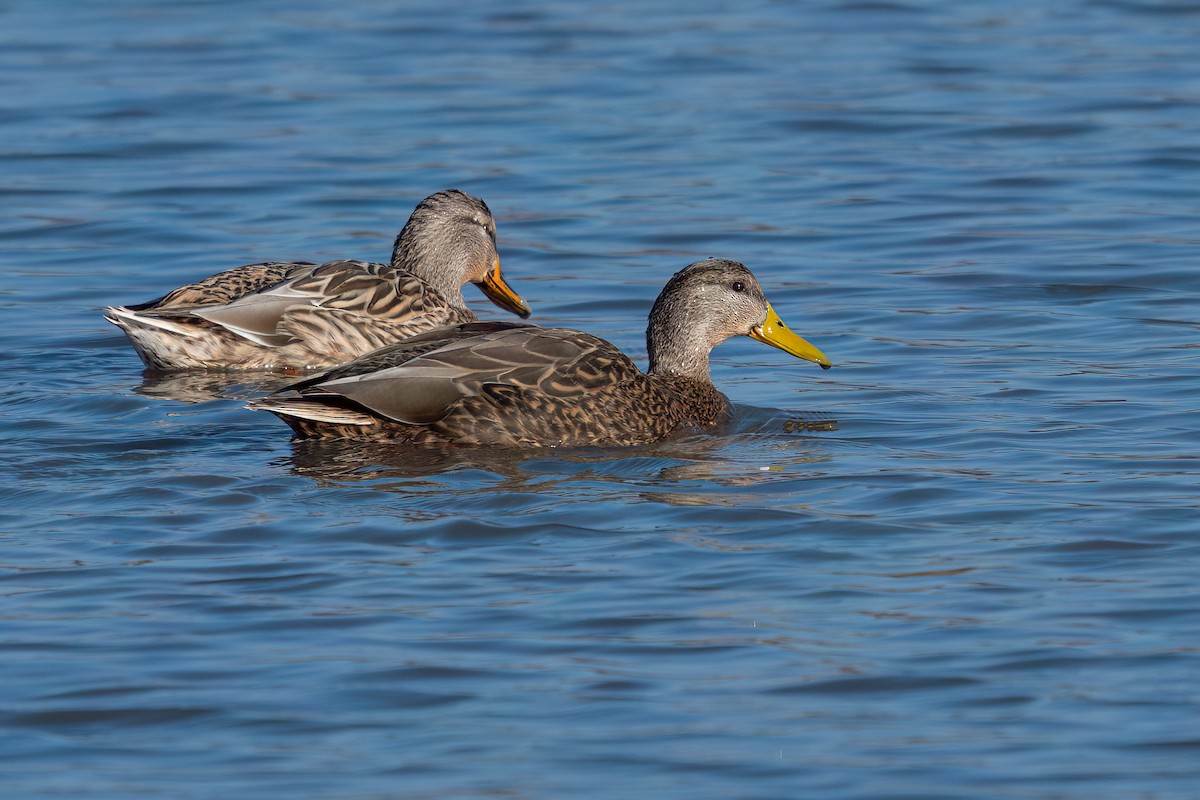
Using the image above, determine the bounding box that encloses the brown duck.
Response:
[248,258,831,446]
[103,189,531,370]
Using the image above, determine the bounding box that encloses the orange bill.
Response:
[476,259,532,319]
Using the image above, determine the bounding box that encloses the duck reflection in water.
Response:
[280,409,836,507]
[133,369,300,404]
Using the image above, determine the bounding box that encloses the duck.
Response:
[103,189,531,370]
[247,258,831,446]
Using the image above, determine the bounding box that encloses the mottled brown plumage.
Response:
[249,259,832,447]
[125,261,313,310]
[104,190,531,370]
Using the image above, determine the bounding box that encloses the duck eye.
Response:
[731,280,745,293]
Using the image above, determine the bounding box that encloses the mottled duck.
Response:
[248,258,831,446]
[104,189,531,370]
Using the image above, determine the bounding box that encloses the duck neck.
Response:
[646,309,714,382]
[391,231,468,310]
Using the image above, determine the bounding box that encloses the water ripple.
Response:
[2,0,1199,798]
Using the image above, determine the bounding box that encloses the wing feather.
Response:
[285,321,535,390]
[187,260,436,347]
[129,261,314,310]
[301,326,640,425]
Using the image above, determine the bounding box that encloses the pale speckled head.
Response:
[391,189,530,318]
[646,258,831,378]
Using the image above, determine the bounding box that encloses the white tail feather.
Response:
[103,306,199,337]
[246,399,375,426]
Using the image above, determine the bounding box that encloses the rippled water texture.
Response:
[2,2,1198,798]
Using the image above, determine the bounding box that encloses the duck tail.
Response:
[103,306,199,336]
[105,306,216,369]
[246,397,378,428]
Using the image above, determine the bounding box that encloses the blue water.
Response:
[3,1,1199,798]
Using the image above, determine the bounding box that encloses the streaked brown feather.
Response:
[126,262,313,310]
[105,190,527,370]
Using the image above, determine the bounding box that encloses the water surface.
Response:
[2,1,1198,798]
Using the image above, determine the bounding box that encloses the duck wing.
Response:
[297,325,640,425]
[285,321,534,389]
[127,261,315,310]
[189,260,440,347]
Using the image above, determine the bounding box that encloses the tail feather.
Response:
[104,306,199,337]
[246,397,377,426]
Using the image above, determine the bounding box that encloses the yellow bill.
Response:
[476,259,532,319]
[748,302,832,370]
